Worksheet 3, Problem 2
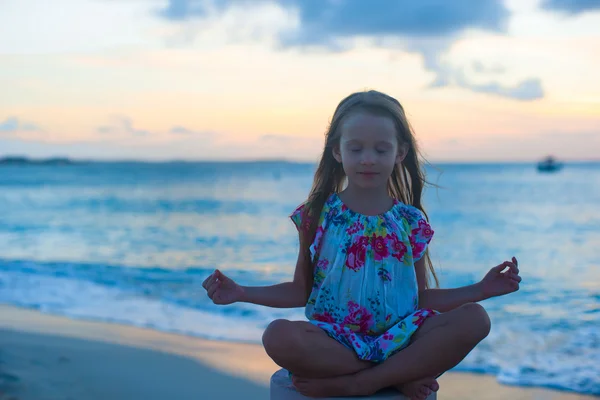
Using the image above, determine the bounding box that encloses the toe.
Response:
[417,391,430,400]
[428,380,440,392]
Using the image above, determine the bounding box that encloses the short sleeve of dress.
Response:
[290,203,311,233]
[409,208,434,261]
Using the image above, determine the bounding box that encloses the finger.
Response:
[504,270,522,282]
[508,257,519,274]
[203,274,218,291]
[215,269,229,283]
[502,261,518,274]
[491,261,512,273]
[201,273,213,289]
[491,262,506,273]
[206,278,220,295]
[207,281,221,299]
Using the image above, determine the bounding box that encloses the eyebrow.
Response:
[346,140,393,147]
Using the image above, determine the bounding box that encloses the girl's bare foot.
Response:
[395,377,439,400]
[292,374,364,398]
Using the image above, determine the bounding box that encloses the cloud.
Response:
[169,126,214,137]
[541,0,600,14]
[0,117,41,133]
[158,0,509,36]
[472,61,506,74]
[455,74,544,101]
[155,0,542,101]
[158,0,204,20]
[0,0,164,54]
[97,116,150,137]
[410,38,544,100]
[96,117,215,141]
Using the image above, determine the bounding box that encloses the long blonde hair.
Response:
[301,90,439,289]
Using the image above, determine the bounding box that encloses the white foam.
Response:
[0,270,267,343]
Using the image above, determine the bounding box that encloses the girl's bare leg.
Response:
[263,319,441,398]
[293,302,491,398]
[262,319,372,378]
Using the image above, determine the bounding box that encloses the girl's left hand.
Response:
[480,257,522,298]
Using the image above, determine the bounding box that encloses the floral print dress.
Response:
[290,193,438,363]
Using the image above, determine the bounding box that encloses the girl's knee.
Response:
[262,319,290,351]
[459,303,491,341]
[262,319,305,360]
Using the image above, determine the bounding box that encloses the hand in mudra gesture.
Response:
[480,256,522,298]
[202,269,244,305]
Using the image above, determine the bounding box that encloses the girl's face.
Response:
[333,112,407,190]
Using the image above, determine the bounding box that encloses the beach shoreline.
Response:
[0,304,596,400]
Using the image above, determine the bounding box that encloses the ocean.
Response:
[0,161,598,395]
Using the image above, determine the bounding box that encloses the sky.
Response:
[1,0,599,162]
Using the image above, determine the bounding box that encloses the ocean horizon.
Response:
[0,160,598,395]
[2,155,599,164]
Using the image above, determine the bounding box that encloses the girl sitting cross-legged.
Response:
[202,89,522,399]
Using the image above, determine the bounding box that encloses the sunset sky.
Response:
[1,0,599,162]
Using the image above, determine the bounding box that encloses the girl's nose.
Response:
[361,152,376,165]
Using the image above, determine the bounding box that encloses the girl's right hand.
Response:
[202,269,244,305]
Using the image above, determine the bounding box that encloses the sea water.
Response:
[0,161,598,395]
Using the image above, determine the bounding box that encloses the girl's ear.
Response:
[332,146,343,163]
[396,143,409,165]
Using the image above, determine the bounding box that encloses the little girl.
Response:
[202,90,522,399]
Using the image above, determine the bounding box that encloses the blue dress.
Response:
[290,193,439,362]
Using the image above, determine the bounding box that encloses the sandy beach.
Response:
[0,304,596,400]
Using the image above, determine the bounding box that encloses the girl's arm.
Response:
[418,283,486,313]
[240,241,312,307]
[204,230,313,308]
[415,257,520,313]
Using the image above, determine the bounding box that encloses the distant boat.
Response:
[537,156,563,173]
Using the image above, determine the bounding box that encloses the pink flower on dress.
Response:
[313,311,336,324]
[332,323,343,334]
[345,237,368,271]
[346,221,364,235]
[371,235,389,261]
[410,235,426,260]
[342,301,374,334]
[316,259,329,271]
[412,309,432,327]
[292,206,311,233]
[387,233,407,262]
[412,219,434,241]
[313,226,325,254]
